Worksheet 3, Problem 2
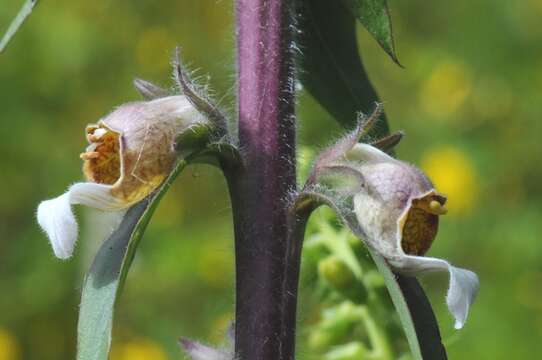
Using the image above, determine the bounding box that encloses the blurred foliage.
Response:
[1,0,541,359]
[298,206,409,360]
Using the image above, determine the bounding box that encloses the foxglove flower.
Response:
[37,95,208,259]
[346,143,479,329]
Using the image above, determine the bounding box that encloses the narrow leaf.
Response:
[341,0,399,63]
[371,252,448,360]
[298,0,390,138]
[0,0,39,54]
[77,158,188,360]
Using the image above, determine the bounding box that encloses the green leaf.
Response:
[298,0,390,139]
[76,158,188,360]
[371,252,448,360]
[0,0,39,54]
[341,0,399,63]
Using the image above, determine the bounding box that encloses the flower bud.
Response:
[308,330,335,352]
[308,302,370,351]
[318,256,368,303]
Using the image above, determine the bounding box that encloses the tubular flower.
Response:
[347,143,479,329]
[37,95,208,259]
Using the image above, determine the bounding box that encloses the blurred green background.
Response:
[1,0,541,359]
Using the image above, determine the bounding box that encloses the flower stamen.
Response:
[80,151,100,160]
[428,199,448,215]
[400,194,447,255]
[82,125,121,185]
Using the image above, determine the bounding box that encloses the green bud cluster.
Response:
[318,256,368,304]
[300,207,412,360]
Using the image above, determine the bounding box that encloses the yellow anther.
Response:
[82,125,121,185]
[413,196,448,216]
[429,200,448,215]
[80,151,100,160]
[87,128,108,142]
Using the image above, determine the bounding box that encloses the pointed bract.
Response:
[133,78,169,100]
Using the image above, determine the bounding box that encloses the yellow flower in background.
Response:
[0,329,20,360]
[420,62,472,119]
[421,146,478,214]
[110,338,167,360]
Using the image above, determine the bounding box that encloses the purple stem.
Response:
[228,0,297,358]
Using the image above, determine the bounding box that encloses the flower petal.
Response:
[346,143,397,163]
[37,192,77,259]
[69,182,126,210]
[447,265,479,329]
[179,338,232,360]
[37,182,128,259]
[389,255,479,329]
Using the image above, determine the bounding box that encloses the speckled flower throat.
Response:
[82,125,121,185]
[400,193,447,256]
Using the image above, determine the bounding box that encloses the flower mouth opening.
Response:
[400,192,447,256]
[81,124,122,186]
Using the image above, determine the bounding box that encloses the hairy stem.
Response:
[229,0,298,358]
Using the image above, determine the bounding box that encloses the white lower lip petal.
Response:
[37,182,127,259]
